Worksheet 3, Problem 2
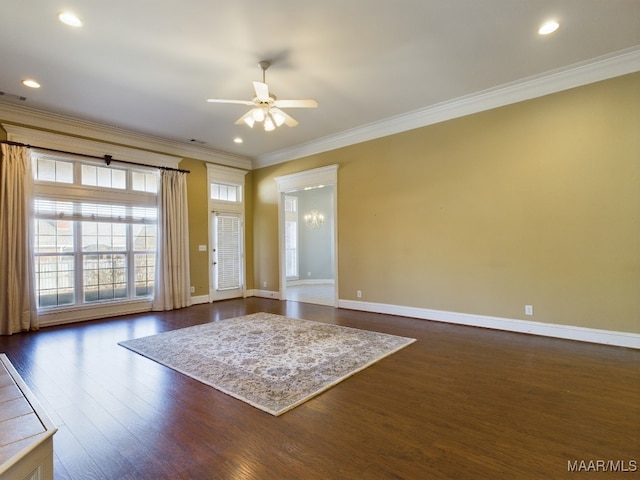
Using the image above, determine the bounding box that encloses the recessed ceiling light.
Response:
[58,12,83,27]
[233,137,243,144]
[22,79,41,89]
[538,20,559,35]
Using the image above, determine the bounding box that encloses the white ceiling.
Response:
[1,1,639,167]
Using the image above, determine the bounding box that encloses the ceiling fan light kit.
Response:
[207,61,318,132]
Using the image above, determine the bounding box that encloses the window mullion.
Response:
[75,221,83,305]
[127,222,134,299]
[75,161,82,185]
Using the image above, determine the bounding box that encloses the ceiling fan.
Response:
[206,61,318,131]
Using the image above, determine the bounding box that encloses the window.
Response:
[210,182,241,202]
[33,215,74,307]
[284,195,299,279]
[32,156,73,183]
[81,164,126,189]
[32,152,158,310]
[132,171,159,193]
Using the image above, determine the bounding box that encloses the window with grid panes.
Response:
[210,182,241,203]
[32,153,158,309]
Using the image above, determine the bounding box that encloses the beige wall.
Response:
[251,73,640,333]
[2,72,638,334]
[180,157,209,297]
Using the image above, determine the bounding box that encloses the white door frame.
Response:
[274,165,339,306]
[206,164,248,302]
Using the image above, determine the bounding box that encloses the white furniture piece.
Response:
[0,354,57,480]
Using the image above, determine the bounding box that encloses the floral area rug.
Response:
[118,312,416,416]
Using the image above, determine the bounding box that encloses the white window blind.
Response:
[35,200,157,224]
[215,214,241,291]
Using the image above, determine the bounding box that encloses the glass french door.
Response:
[210,212,244,301]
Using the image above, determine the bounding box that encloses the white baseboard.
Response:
[247,289,281,300]
[338,299,640,349]
[190,292,281,302]
[286,279,335,286]
[190,295,210,305]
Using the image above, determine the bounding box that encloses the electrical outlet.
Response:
[263,281,267,288]
[525,305,534,316]
[357,290,362,298]
[190,286,195,293]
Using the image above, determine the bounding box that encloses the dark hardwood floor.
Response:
[1,298,638,479]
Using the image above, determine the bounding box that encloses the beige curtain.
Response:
[152,169,192,311]
[0,144,38,335]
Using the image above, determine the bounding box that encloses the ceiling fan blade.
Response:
[271,108,299,127]
[273,99,318,108]
[207,98,255,106]
[253,81,270,102]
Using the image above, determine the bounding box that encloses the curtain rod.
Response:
[0,140,190,174]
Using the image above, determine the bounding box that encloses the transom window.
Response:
[210,181,241,203]
[32,156,73,183]
[32,152,158,309]
[81,164,126,189]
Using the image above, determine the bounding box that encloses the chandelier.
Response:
[303,210,325,229]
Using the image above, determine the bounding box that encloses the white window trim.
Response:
[32,163,158,324]
[207,163,248,302]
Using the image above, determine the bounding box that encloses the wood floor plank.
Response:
[0,298,638,479]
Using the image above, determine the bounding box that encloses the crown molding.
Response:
[3,124,183,168]
[0,102,252,170]
[254,46,640,169]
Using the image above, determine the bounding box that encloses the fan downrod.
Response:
[258,61,271,82]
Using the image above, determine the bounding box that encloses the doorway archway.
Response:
[275,165,338,307]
